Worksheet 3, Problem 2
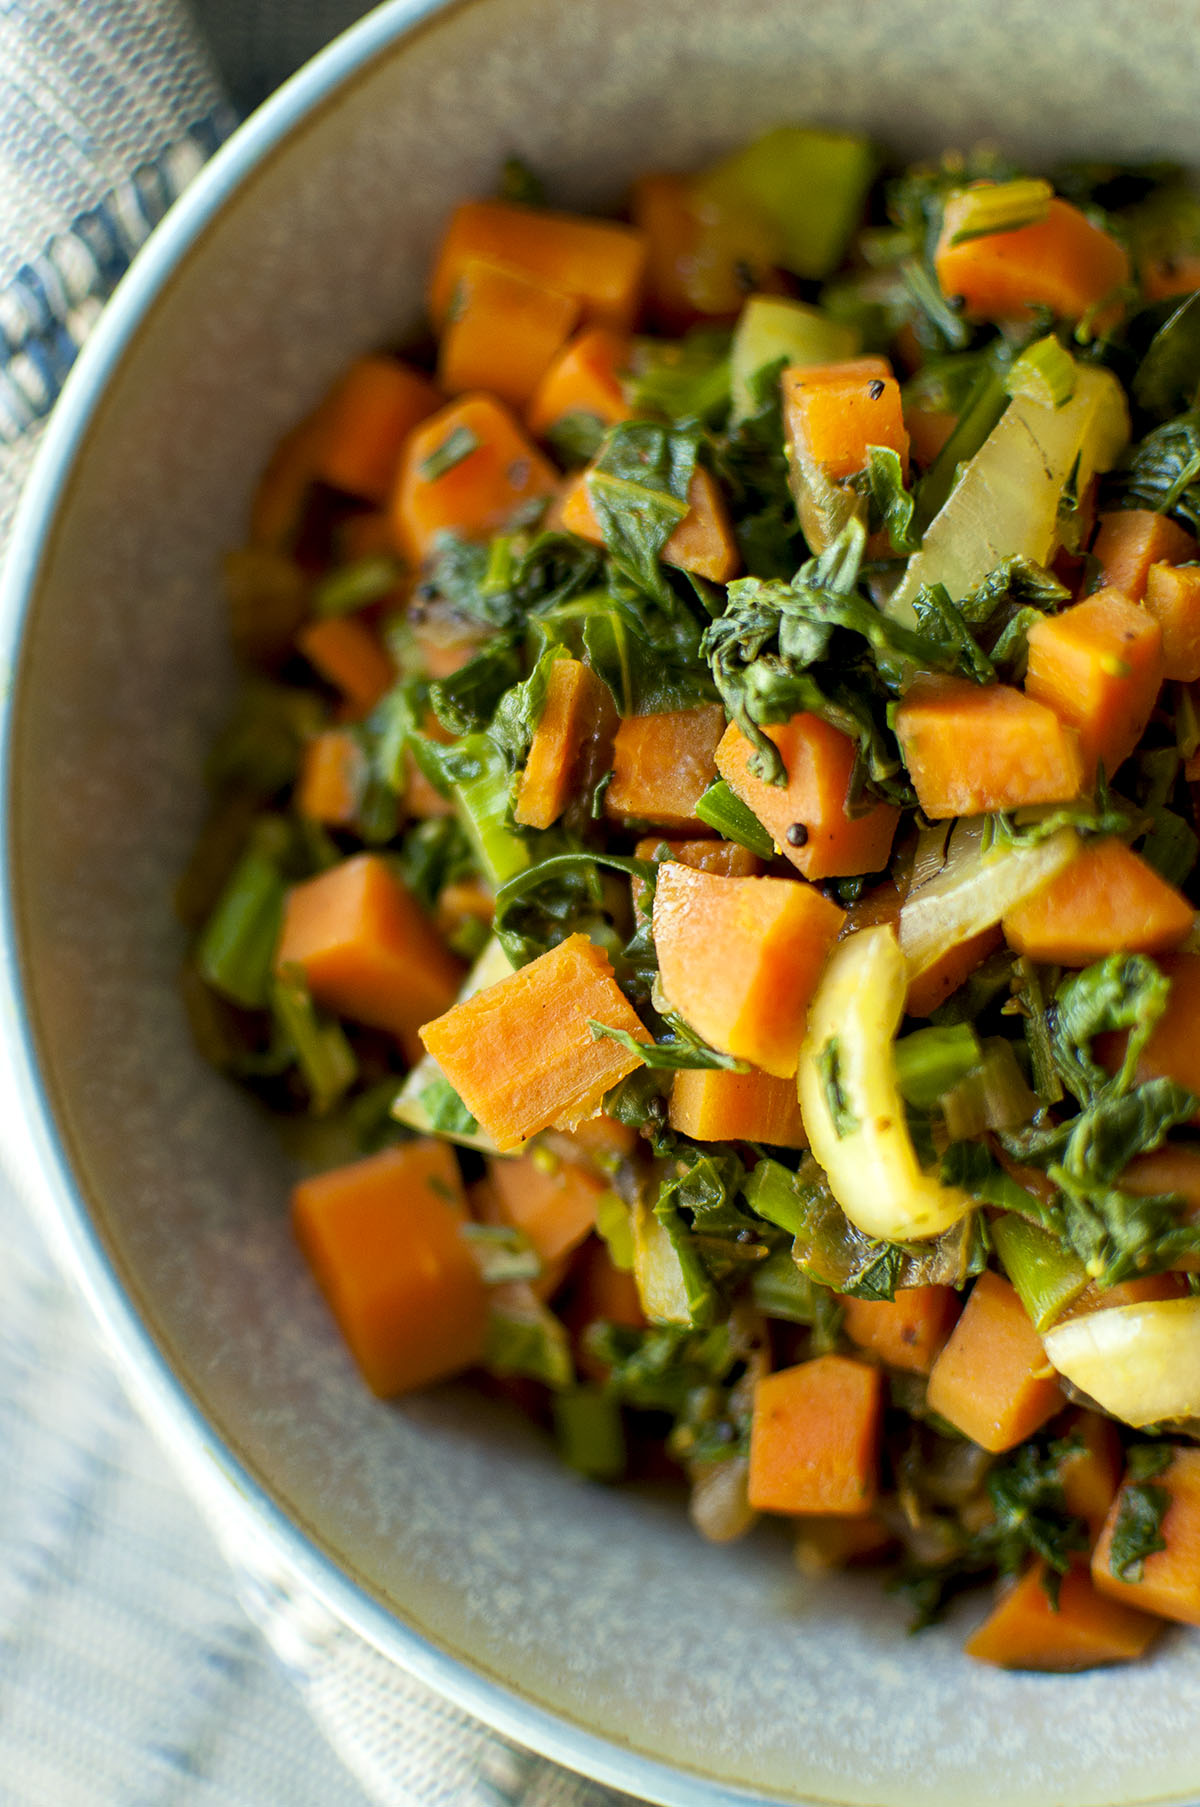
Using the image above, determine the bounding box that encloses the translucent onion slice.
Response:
[1043,1297,1200,1427]
[797,923,974,1241]
[899,817,1079,981]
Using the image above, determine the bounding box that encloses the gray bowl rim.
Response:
[0,4,786,1802]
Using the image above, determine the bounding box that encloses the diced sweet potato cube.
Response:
[276,853,462,1063]
[652,862,844,1078]
[838,1284,960,1376]
[668,1065,808,1146]
[514,657,618,830]
[486,1150,607,1267]
[291,1141,487,1396]
[966,1559,1161,1671]
[895,674,1084,819]
[604,704,726,831]
[748,1355,883,1515]
[429,200,647,335]
[1092,509,1196,603]
[926,1270,1064,1452]
[1002,837,1194,965]
[526,327,633,440]
[392,394,559,565]
[438,258,580,409]
[1143,561,1200,682]
[1025,589,1164,783]
[715,713,899,880]
[419,933,651,1152]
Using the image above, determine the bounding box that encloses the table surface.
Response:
[0,1161,376,1807]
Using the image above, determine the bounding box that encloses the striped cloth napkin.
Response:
[0,4,632,1802]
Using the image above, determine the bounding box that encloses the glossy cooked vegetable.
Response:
[186,126,1200,1673]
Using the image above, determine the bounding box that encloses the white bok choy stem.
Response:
[797,923,973,1240]
[886,362,1129,625]
[1043,1297,1200,1427]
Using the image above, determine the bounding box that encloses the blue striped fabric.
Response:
[0,4,633,1803]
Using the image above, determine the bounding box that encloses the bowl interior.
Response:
[8,1,1200,1802]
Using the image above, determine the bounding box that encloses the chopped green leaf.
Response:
[419,424,479,482]
[1108,1444,1173,1582]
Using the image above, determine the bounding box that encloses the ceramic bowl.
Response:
[4,2,1200,1802]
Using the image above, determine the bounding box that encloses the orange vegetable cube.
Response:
[438,258,580,410]
[905,405,958,468]
[276,853,462,1062]
[838,1284,961,1376]
[1092,508,1196,603]
[419,933,651,1152]
[1025,589,1164,783]
[782,357,909,482]
[652,862,845,1078]
[926,1270,1064,1452]
[1143,561,1200,681]
[527,327,632,441]
[1002,837,1194,965]
[748,1355,883,1515]
[392,394,559,565]
[894,675,1085,819]
[291,1141,487,1397]
[715,714,899,880]
[296,729,366,827]
[429,200,647,334]
[561,464,740,583]
[296,616,395,715]
[562,1113,640,1161]
[485,1150,607,1268]
[634,836,761,879]
[312,356,442,505]
[630,172,781,330]
[513,657,618,830]
[1058,1410,1124,1543]
[934,195,1130,324]
[1125,951,1200,1104]
[604,704,727,831]
[1093,1448,1200,1627]
[632,836,761,919]
[906,925,1005,1018]
[966,1559,1161,1671]
[668,1065,808,1147]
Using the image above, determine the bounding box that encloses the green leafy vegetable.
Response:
[624,331,732,424]
[817,1038,859,1137]
[485,1288,573,1387]
[589,1019,747,1072]
[693,779,776,857]
[1108,409,1200,533]
[585,420,701,602]
[1107,1444,1173,1582]
[1132,293,1200,421]
[270,964,357,1115]
[702,520,946,795]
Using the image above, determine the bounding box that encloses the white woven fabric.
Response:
[0,4,633,1803]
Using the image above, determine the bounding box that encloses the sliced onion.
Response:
[899,818,1079,981]
[1043,1297,1200,1427]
